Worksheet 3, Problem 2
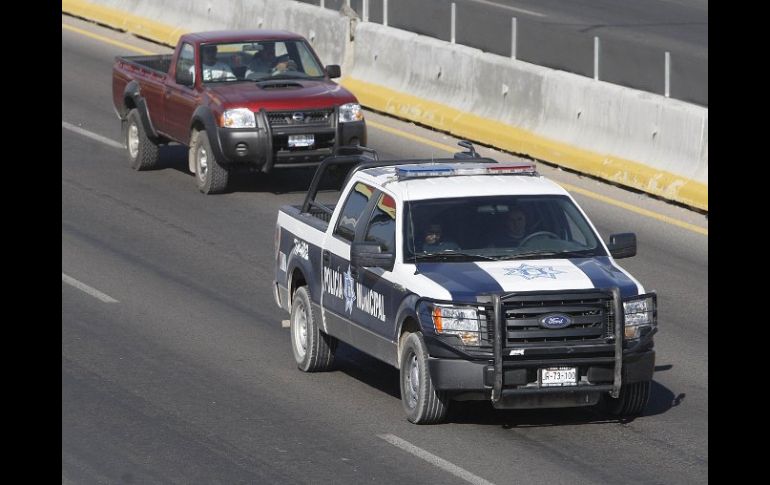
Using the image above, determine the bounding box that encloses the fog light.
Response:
[625,326,640,340]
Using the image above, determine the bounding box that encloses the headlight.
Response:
[432,305,481,345]
[221,108,256,128]
[622,294,656,339]
[339,103,363,123]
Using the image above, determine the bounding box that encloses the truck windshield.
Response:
[198,40,325,83]
[403,195,606,261]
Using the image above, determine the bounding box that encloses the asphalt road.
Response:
[300,0,707,105]
[62,16,708,484]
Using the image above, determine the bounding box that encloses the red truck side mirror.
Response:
[325,65,341,79]
[176,67,194,87]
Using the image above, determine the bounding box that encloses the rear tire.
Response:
[601,381,651,417]
[191,129,229,194]
[124,108,160,171]
[399,332,449,424]
[290,286,337,372]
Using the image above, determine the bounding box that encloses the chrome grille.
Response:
[267,109,333,127]
[485,292,614,345]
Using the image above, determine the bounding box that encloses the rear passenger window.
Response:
[334,182,374,242]
[364,193,397,252]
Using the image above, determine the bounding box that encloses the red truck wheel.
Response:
[124,109,160,171]
[191,129,229,194]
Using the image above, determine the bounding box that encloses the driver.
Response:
[493,207,528,247]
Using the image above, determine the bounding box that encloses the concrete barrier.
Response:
[342,23,708,210]
[62,0,708,210]
[62,0,352,69]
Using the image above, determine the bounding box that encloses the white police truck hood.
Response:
[402,257,642,301]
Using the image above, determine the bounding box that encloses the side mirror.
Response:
[351,242,394,271]
[608,233,637,259]
[176,67,194,86]
[326,64,341,79]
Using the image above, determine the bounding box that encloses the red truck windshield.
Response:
[197,40,325,83]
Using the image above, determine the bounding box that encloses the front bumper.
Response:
[422,288,657,409]
[427,349,655,409]
[215,108,366,171]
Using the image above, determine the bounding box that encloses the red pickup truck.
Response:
[112,29,367,194]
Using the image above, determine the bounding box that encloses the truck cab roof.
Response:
[182,29,305,44]
[354,162,570,201]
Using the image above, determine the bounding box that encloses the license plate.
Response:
[288,134,314,148]
[539,367,577,387]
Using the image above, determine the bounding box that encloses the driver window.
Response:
[364,193,397,252]
[334,182,374,242]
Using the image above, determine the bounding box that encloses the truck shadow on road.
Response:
[334,343,683,427]
[157,146,342,195]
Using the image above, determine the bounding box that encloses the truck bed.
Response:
[281,204,338,231]
[117,54,173,76]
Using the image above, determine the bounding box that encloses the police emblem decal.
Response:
[343,265,356,314]
[504,263,566,280]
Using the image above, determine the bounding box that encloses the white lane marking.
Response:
[378,434,496,485]
[62,273,119,303]
[62,121,124,150]
[466,0,546,17]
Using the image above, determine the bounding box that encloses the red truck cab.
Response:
[112,30,366,194]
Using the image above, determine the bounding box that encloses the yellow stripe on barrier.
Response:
[343,77,708,212]
[62,24,157,55]
[62,0,184,47]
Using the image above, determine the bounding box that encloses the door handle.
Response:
[322,250,330,265]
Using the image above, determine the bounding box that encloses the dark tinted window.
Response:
[334,183,374,242]
[403,195,605,260]
[364,193,397,252]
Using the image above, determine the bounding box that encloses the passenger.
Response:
[193,44,235,82]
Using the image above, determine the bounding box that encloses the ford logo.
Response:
[292,112,305,122]
[540,314,572,329]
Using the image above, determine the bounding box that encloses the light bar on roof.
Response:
[396,162,536,180]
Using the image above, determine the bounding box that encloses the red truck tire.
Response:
[190,129,229,194]
[124,109,160,171]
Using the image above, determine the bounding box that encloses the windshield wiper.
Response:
[414,251,497,262]
[493,249,598,260]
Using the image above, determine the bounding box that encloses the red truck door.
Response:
[163,42,200,143]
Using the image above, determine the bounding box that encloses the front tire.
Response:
[290,286,337,372]
[601,381,651,417]
[191,129,229,194]
[124,108,160,170]
[399,332,449,424]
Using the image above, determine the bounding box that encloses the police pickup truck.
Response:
[273,144,657,424]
